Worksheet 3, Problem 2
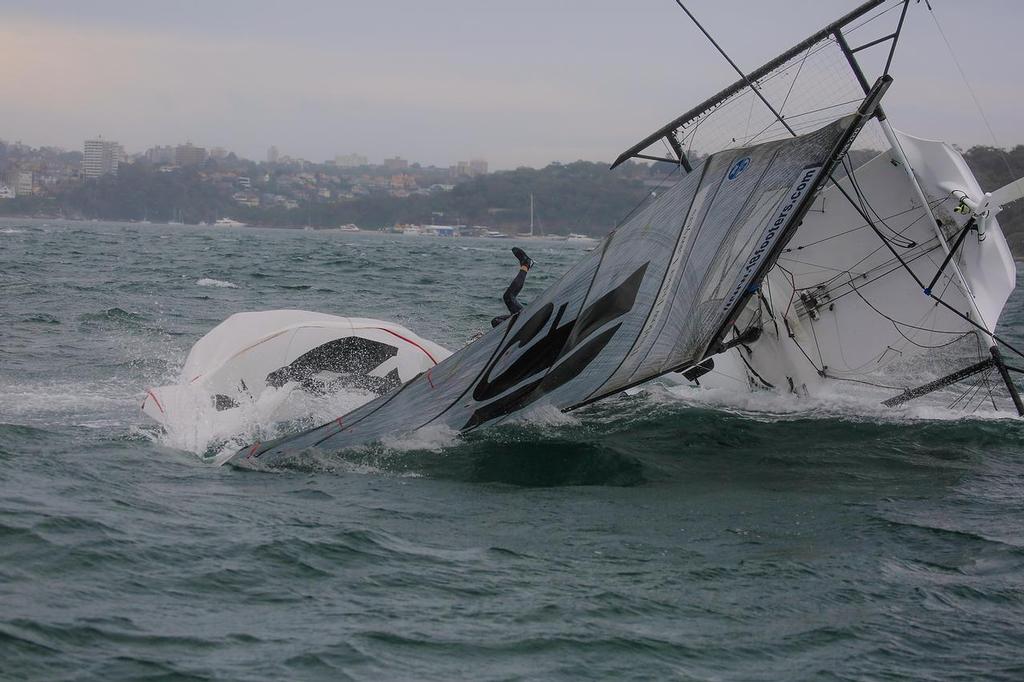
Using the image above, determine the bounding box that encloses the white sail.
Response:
[143,311,450,441]
[691,133,1016,397]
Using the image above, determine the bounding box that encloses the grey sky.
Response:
[2,0,1021,169]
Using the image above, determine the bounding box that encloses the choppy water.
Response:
[2,218,1023,681]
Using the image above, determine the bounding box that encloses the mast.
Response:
[529,193,534,237]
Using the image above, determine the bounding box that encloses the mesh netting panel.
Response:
[653,0,910,162]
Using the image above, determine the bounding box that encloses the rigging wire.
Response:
[844,0,906,35]
[798,215,940,304]
[818,172,1024,362]
[785,194,945,253]
[607,161,682,233]
[948,365,996,413]
[805,207,943,297]
[839,261,970,336]
[926,1,1022,184]
[777,45,814,117]
[842,156,917,248]
[769,236,981,391]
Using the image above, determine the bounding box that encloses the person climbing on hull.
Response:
[491,247,535,327]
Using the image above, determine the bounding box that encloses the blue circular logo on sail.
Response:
[727,156,751,180]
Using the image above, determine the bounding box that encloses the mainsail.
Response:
[231,83,887,467]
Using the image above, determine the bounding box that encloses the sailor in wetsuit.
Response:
[491,247,535,327]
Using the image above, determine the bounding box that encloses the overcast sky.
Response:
[1,0,1021,169]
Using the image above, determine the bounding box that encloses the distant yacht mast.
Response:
[529,193,534,237]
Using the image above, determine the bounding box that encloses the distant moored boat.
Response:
[214,218,246,227]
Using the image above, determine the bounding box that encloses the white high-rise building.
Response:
[469,159,488,175]
[83,138,120,178]
[335,153,368,168]
[12,171,33,195]
[4,170,33,196]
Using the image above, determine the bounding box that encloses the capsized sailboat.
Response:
[229,0,1022,467]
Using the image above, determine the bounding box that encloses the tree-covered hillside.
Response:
[2,146,1022,252]
[961,145,1024,253]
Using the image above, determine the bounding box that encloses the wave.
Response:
[148,382,379,467]
[21,314,60,325]
[196,277,238,288]
[77,307,149,328]
[0,378,144,429]
[222,379,1024,486]
[623,375,1022,426]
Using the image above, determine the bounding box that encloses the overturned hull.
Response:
[685,132,1016,397]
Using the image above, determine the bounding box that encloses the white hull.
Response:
[676,132,1016,401]
[214,218,246,227]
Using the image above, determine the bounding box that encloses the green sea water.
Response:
[1,218,1023,680]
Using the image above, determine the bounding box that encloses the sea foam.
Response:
[196,277,238,288]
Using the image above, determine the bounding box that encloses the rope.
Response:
[784,198,941,253]
[609,161,682,232]
[927,1,1021,184]
[843,156,916,248]
[844,0,906,36]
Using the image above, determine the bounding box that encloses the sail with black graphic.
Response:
[229,81,888,467]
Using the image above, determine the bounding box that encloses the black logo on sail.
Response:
[464,263,648,429]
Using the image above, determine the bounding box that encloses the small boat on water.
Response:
[566,233,596,243]
[339,224,360,232]
[214,218,246,227]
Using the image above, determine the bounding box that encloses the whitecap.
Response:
[638,377,1014,424]
[502,402,581,427]
[150,381,378,466]
[196,277,238,288]
[379,423,460,453]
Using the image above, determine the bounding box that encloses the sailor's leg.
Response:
[502,268,528,314]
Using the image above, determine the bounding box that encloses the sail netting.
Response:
[234,114,867,466]
[613,0,913,168]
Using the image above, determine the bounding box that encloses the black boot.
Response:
[511,247,535,270]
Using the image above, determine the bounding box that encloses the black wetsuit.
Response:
[491,268,527,327]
